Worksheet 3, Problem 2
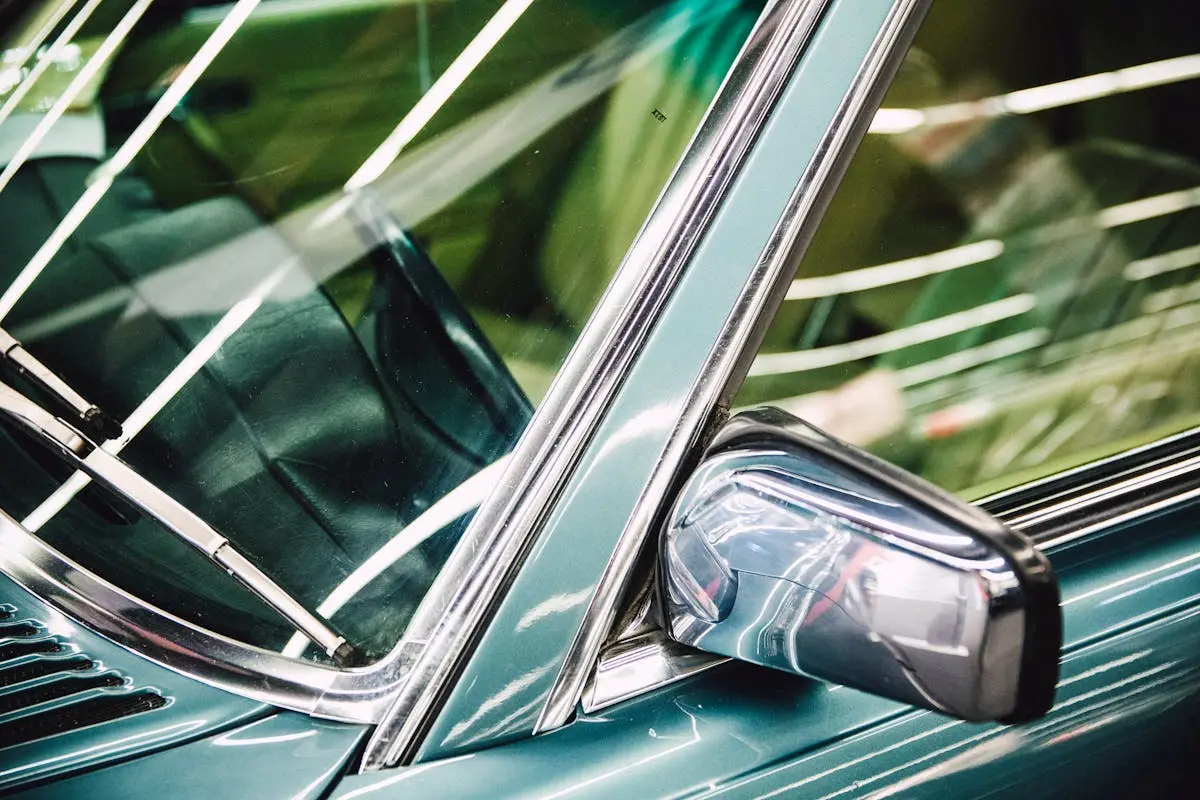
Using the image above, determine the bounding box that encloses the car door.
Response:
[331,0,1200,795]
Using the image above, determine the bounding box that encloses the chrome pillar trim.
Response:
[535,0,930,735]
[533,0,835,737]
[581,629,727,714]
[360,0,832,769]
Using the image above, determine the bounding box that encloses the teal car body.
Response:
[2,0,1198,797]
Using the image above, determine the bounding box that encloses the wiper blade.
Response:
[0,379,358,667]
[0,327,123,441]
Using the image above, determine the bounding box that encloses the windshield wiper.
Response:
[0,327,123,442]
[0,378,359,666]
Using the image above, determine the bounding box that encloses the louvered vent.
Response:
[0,602,168,749]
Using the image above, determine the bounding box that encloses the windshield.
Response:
[0,0,760,663]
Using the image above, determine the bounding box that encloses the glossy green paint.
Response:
[12,712,368,799]
[418,0,904,760]
[0,574,267,792]
[5,0,1199,795]
[334,504,1200,798]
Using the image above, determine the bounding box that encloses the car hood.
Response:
[0,571,265,791]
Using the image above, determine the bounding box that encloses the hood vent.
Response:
[0,602,168,750]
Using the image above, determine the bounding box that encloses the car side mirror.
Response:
[661,408,1061,723]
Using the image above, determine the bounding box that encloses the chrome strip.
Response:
[993,432,1200,548]
[360,0,833,769]
[581,630,727,714]
[1006,454,1200,533]
[1033,483,1200,549]
[535,0,931,735]
[978,425,1200,517]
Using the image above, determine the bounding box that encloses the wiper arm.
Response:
[0,327,123,441]
[0,379,358,667]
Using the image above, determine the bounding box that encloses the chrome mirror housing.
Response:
[661,408,1061,723]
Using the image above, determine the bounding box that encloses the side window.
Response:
[738,0,1200,498]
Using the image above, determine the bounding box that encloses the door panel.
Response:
[331,503,1200,798]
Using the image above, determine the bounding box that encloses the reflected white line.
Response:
[750,294,1035,376]
[0,0,262,322]
[1125,242,1200,282]
[1055,650,1151,688]
[870,53,1200,134]
[786,240,1003,300]
[786,183,1200,307]
[0,0,154,196]
[22,265,290,532]
[897,328,1048,387]
[752,719,961,799]
[345,0,536,191]
[0,0,102,130]
[1142,275,1200,314]
[280,454,510,657]
[1098,562,1200,607]
[1096,185,1200,229]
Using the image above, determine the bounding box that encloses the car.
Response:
[0,0,1197,797]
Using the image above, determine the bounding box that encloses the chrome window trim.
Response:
[0,0,798,735]
[535,0,932,735]
[982,426,1200,545]
[360,0,837,769]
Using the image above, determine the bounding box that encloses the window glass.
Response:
[739,0,1200,499]
[0,0,761,661]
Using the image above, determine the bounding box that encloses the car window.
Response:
[0,0,761,662]
[737,0,1199,500]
